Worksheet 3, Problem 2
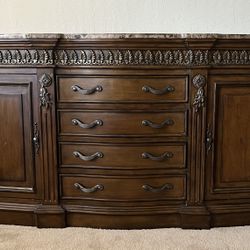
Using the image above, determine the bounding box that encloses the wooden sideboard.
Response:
[1,34,250,229]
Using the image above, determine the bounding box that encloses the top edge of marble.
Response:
[1,33,250,39]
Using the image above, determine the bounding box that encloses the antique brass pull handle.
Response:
[142,183,174,193]
[71,85,103,95]
[142,152,173,161]
[72,118,103,129]
[142,119,174,129]
[142,85,175,95]
[73,151,103,161]
[73,151,104,161]
[206,126,213,153]
[74,183,104,193]
[33,122,40,154]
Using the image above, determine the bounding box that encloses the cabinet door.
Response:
[0,74,41,199]
[206,75,250,200]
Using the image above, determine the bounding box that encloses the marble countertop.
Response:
[0,33,250,39]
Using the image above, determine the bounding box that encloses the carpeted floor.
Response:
[0,225,250,250]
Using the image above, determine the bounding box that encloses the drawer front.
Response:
[57,77,188,103]
[60,143,186,169]
[59,111,187,137]
[60,175,186,201]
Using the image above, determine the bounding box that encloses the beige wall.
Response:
[0,0,249,33]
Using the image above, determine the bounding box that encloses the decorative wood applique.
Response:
[0,49,250,66]
[54,49,250,66]
[39,73,53,108]
[0,49,53,65]
[192,74,206,112]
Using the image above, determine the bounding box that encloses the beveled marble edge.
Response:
[0,33,61,39]
[1,33,250,39]
[62,33,250,39]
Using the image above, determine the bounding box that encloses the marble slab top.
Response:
[1,33,250,39]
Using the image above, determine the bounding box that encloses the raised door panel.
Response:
[0,75,40,198]
[206,76,250,200]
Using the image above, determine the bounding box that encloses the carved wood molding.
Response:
[0,49,54,65]
[190,72,207,206]
[54,49,250,66]
[0,49,250,66]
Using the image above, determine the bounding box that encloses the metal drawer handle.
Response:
[33,122,40,154]
[73,151,103,161]
[74,183,104,193]
[142,183,174,193]
[71,85,103,95]
[142,85,175,95]
[142,119,174,129]
[72,118,103,129]
[142,152,174,161]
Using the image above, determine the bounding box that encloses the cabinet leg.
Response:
[34,205,65,228]
[180,206,211,229]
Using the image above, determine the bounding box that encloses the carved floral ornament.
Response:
[192,74,206,112]
[39,73,53,108]
[0,49,250,66]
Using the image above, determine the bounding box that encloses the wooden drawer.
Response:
[59,143,186,170]
[57,76,188,103]
[60,175,186,201]
[58,111,187,137]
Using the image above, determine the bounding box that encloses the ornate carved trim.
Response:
[0,49,53,65]
[54,49,250,66]
[0,48,249,66]
[192,74,206,112]
[54,49,209,66]
[39,73,53,108]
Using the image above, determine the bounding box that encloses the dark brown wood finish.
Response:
[60,174,186,201]
[57,76,188,103]
[206,75,250,200]
[58,110,187,137]
[0,74,40,198]
[59,142,186,170]
[1,35,250,229]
